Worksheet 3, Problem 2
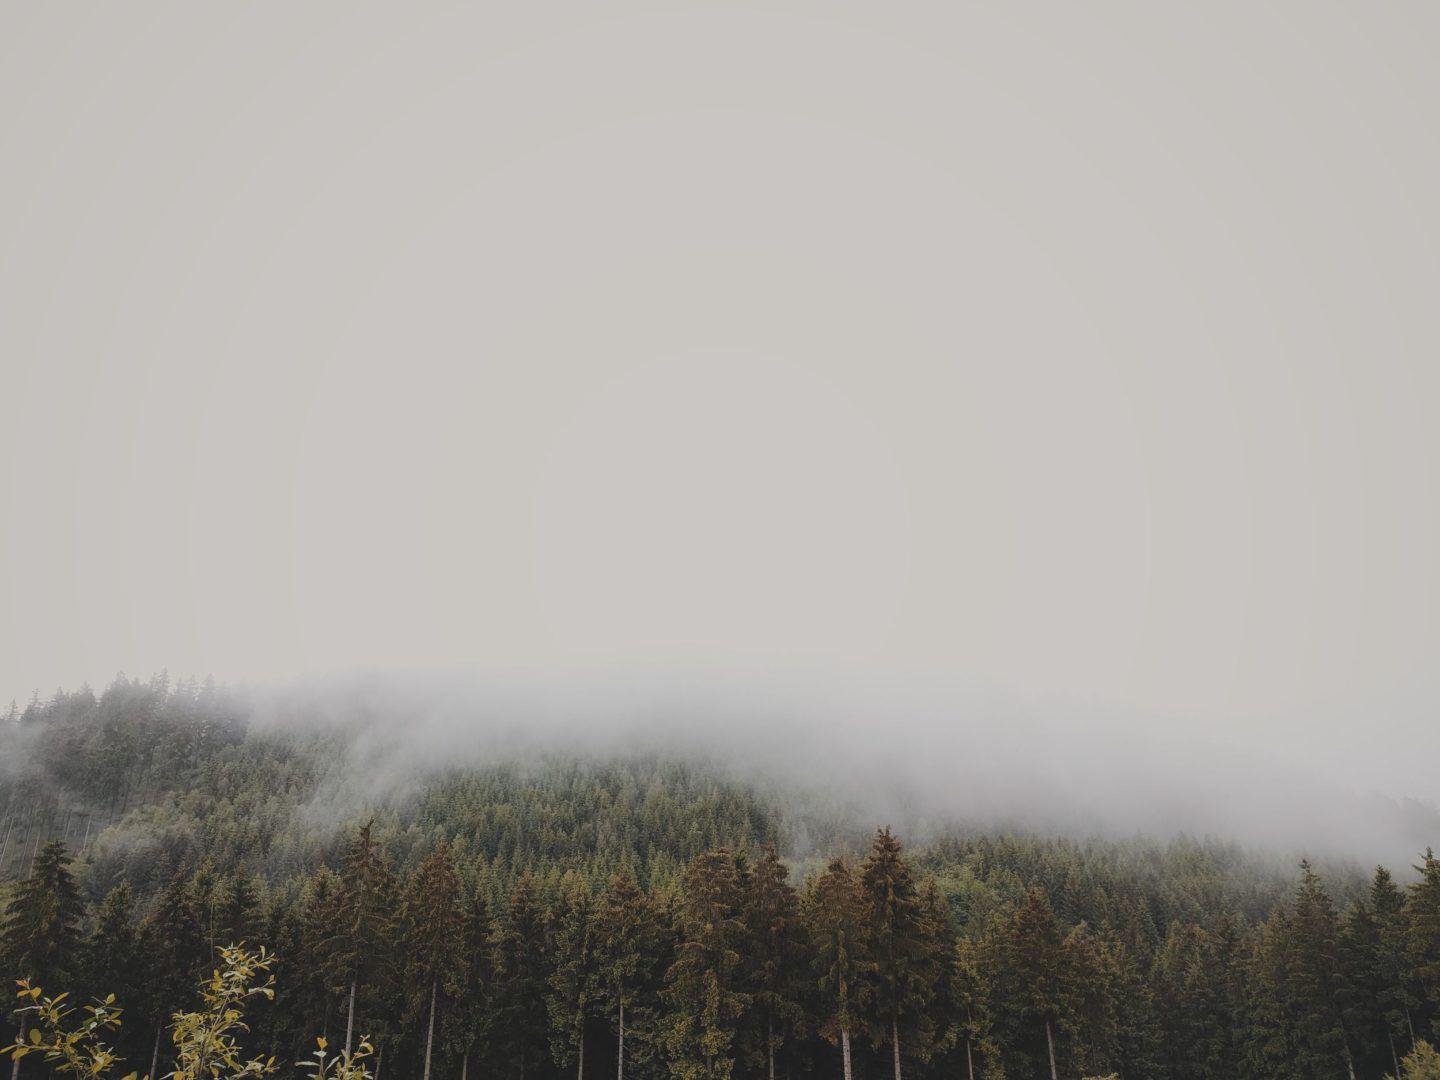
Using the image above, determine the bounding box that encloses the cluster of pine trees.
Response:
[5,826,1440,1080]
[3,676,1440,1079]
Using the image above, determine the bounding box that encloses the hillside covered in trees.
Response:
[3,675,1439,1080]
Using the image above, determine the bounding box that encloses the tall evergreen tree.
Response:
[1,840,83,1080]
[444,875,495,1080]
[83,881,143,1043]
[1288,861,1355,1080]
[860,828,939,1080]
[548,872,600,1080]
[952,937,1002,1080]
[338,820,397,1058]
[1002,887,1068,1080]
[403,842,463,1080]
[1410,850,1440,1020]
[592,871,665,1080]
[492,872,552,1080]
[743,843,804,1080]
[803,856,871,1080]
[664,848,751,1080]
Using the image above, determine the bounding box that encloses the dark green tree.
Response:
[664,848,751,1080]
[591,870,665,1080]
[2,840,83,1080]
[743,843,804,1080]
[803,856,871,1080]
[492,872,551,1080]
[860,828,939,1080]
[402,841,463,1080]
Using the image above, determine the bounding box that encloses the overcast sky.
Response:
[2,4,1436,800]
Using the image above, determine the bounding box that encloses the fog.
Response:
[2,5,1437,859]
[235,668,1436,870]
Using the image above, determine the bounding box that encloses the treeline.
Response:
[3,677,1440,1078]
[4,828,1440,1080]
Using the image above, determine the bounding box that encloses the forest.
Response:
[2,675,1439,1080]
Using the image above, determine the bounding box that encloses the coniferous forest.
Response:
[2,676,1439,1080]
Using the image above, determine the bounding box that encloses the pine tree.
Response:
[1409,850,1440,1017]
[403,842,463,1080]
[860,828,938,1080]
[1288,861,1355,1080]
[743,843,804,1080]
[952,937,1002,1080]
[591,870,665,1080]
[803,856,871,1080]
[338,821,397,1058]
[82,880,144,1063]
[664,848,751,1080]
[1368,867,1421,1061]
[444,875,495,1080]
[492,872,551,1080]
[144,869,209,1080]
[548,871,599,1080]
[1002,887,1068,1080]
[2,840,83,1080]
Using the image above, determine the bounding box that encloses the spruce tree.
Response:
[1288,861,1355,1080]
[83,881,144,1062]
[803,856,871,1080]
[547,871,598,1080]
[664,848,751,1080]
[492,872,552,1080]
[743,843,804,1080]
[1002,887,1068,1080]
[1409,850,1440,1016]
[860,828,937,1080]
[591,870,665,1080]
[338,820,397,1058]
[444,875,495,1080]
[952,937,1002,1080]
[403,841,463,1080]
[1,840,83,1080]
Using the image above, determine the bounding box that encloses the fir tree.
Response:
[803,856,871,1080]
[664,848,751,1080]
[743,843,804,1080]
[860,828,939,1080]
[591,871,665,1080]
[547,871,598,1080]
[1002,887,1068,1080]
[2,840,83,1080]
[403,842,463,1080]
[492,872,551,1080]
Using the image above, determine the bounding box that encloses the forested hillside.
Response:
[2,676,1438,1080]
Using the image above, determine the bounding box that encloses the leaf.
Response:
[29,1028,43,1045]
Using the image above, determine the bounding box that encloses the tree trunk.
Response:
[768,1010,775,1080]
[965,1036,975,1080]
[345,980,357,1058]
[374,1045,384,1080]
[1045,1017,1058,1080]
[461,1053,467,1080]
[1343,1038,1357,1080]
[577,1029,584,1080]
[840,1029,852,1080]
[1406,1004,1417,1049]
[149,1021,162,1080]
[891,1014,901,1080]
[617,1002,624,1080]
[423,979,437,1080]
[1389,1033,1402,1080]
[12,1015,25,1080]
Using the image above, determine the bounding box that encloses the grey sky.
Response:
[2,5,1436,800]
